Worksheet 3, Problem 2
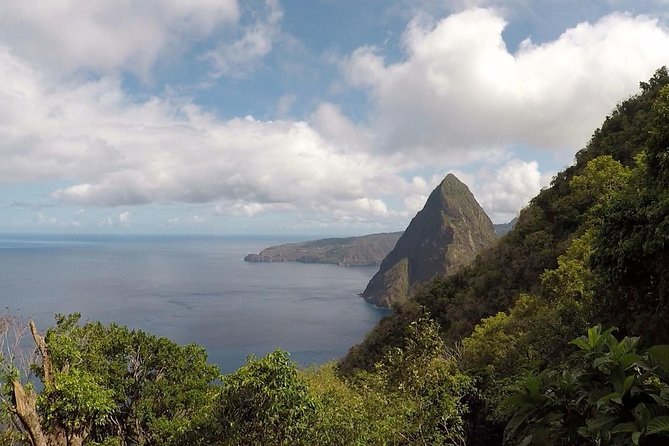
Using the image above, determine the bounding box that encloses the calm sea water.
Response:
[0,234,388,373]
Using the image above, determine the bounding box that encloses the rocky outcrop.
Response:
[361,174,496,308]
[244,232,403,267]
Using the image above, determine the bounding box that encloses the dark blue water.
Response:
[0,234,388,373]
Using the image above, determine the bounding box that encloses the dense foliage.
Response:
[506,326,669,446]
[2,69,668,445]
[1,315,473,446]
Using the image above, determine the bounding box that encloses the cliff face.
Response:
[362,174,496,308]
[244,232,403,267]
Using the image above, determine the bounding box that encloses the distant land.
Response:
[494,217,518,236]
[245,220,516,268]
[244,232,403,266]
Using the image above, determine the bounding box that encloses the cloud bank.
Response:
[344,9,669,157]
[2,6,669,227]
[0,46,426,224]
[0,0,239,77]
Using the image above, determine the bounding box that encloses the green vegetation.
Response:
[2,69,668,445]
[506,326,669,446]
[1,315,472,445]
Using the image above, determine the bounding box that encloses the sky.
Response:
[1,0,668,236]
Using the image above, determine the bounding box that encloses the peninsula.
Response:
[244,232,403,266]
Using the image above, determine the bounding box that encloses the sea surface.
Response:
[0,234,388,373]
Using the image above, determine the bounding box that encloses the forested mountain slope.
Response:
[341,67,669,374]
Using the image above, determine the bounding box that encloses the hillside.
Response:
[341,67,669,374]
[362,174,496,307]
[244,232,402,266]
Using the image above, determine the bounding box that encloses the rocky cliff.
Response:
[361,174,496,307]
[244,232,403,267]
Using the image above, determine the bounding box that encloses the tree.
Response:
[364,317,474,445]
[209,350,318,446]
[592,85,669,344]
[1,314,219,446]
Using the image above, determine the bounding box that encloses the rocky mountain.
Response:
[494,217,518,237]
[361,174,496,308]
[244,232,403,267]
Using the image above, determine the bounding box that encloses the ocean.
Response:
[0,234,388,373]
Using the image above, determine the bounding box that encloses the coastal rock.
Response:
[361,174,496,308]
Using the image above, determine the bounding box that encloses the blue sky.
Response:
[1,0,668,235]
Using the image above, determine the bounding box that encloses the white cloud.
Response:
[203,0,283,78]
[0,47,416,226]
[455,159,554,223]
[0,0,239,77]
[167,214,206,226]
[403,194,429,215]
[343,9,669,157]
[37,212,58,227]
[118,211,131,226]
[3,6,665,230]
[310,103,374,153]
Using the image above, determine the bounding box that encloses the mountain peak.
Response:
[361,175,496,308]
[439,173,470,194]
[442,172,460,183]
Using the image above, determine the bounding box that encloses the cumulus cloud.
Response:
[343,9,669,157]
[0,0,239,77]
[0,46,416,225]
[310,103,374,153]
[453,159,554,223]
[3,5,666,230]
[203,0,283,78]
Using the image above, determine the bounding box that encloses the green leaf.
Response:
[588,326,600,348]
[623,375,636,393]
[633,403,651,429]
[611,421,638,434]
[647,416,669,435]
[587,414,619,432]
[594,356,614,369]
[632,431,641,445]
[505,408,534,441]
[648,345,669,372]
[597,392,623,409]
[571,338,590,350]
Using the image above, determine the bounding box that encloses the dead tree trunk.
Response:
[11,379,46,446]
[10,320,70,446]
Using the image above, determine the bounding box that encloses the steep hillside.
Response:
[341,67,669,374]
[361,174,496,307]
[244,232,402,266]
